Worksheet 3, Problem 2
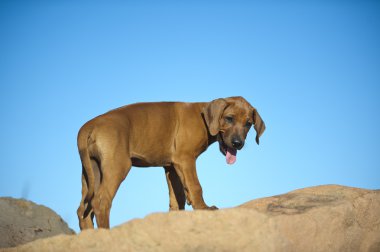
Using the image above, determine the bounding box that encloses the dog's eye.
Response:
[225,116,234,124]
[245,121,252,128]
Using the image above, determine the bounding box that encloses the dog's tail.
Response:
[77,126,95,203]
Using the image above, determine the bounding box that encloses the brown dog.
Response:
[77,96,265,229]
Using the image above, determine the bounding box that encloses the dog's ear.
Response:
[203,98,228,136]
[252,108,266,145]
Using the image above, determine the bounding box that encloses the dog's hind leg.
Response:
[164,166,186,211]
[78,159,102,229]
[77,166,95,230]
[92,154,132,229]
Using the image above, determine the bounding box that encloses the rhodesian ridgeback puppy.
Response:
[77,96,265,229]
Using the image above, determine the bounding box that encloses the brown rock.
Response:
[239,185,380,252]
[0,197,75,248]
[3,185,380,252]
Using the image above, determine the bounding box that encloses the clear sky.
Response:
[1,0,379,233]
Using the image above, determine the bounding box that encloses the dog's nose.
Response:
[232,138,244,150]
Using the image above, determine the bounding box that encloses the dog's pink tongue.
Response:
[226,148,237,165]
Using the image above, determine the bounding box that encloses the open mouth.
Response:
[218,135,237,165]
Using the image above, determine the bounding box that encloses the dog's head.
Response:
[203,96,265,165]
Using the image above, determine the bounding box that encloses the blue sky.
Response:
[1,0,379,232]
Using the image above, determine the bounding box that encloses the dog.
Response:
[77,96,265,229]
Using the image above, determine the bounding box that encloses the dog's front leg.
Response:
[164,166,186,211]
[173,157,218,210]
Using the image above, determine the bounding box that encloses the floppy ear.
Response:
[253,108,266,145]
[202,98,228,136]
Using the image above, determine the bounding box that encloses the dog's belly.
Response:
[130,151,173,167]
[131,157,171,167]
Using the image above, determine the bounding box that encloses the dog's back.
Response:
[77,102,208,168]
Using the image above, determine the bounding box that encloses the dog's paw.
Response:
[193,204,219,210]
[207,205,219,210]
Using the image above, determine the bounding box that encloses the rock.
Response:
[3,185,380,252]
[238,185,380,252]
[0,197,75,248]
